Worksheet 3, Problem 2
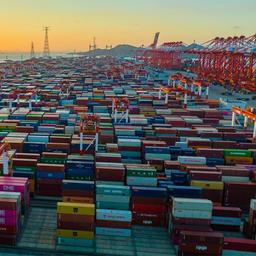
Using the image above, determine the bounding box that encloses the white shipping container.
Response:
[96,209,132,222]
[173,198,213,212]
[222,176,250,183]
[250,199,256,210]
[178,156,206,165]
[172,209,212,219]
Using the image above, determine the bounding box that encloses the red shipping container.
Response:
[213,206,241,218]
[132,203,165,213]
[96,220,131,229]
[132,212,165,226]
[202,189,223,204]
[179,230,224,244]
[179,243,222,255]
[190,171,222,181]
[57,221,93,231]
[131,196,166,205]
[224,237,256,252]
[0,234,17,245]
[171,217,211,226]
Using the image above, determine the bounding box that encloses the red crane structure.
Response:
[158,84,201,109]
[188,35,256,91]
[7,88,39,109]
[79,114,100,155]
[112,97,129,123]
[138,37,185,70]
[232,107,256,140]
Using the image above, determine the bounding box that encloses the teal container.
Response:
[57,237,94,247]
[96,201,130,210]
[96,194,130,204]
[96,185,130,196]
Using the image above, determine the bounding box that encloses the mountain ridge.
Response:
[75,43,204,57]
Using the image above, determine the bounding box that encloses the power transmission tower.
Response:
[30,42,35,59]
[43,27,50,58]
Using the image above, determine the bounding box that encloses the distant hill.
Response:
[185,43,205,50]
[75,43,204,58]
[76,44,142,57]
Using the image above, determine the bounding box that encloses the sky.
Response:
[0,0,255,52]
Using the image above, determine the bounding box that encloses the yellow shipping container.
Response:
[225,156,253,165]
[191,180,224,190]
[57,202,95,216]
[57,229,94,240]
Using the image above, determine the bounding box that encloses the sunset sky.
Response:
[0,0,255,52]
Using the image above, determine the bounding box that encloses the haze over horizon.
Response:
[0,0,255,52]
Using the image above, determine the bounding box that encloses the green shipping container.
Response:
[224,149,252,157]
[126,169,156,177]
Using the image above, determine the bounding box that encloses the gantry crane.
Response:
[158,85,199,108]
[7,89,39,110]
[188,34,256,91]
[168,75,210,99]
[0,142,12,176]
[232,107,256,139]
[112,97,129,123]
[79,114,100,155]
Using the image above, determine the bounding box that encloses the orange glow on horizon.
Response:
[0,0,255,52]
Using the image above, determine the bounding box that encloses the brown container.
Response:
[96,220,131,229]
[63,196,94,204]
[37,163,65,172]
[14,153,40,160]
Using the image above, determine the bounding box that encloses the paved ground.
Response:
[148,68,256,107]
[0,207,176,256]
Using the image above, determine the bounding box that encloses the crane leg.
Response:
[231,112,236,127]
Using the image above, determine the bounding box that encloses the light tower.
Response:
[30,42,35,59]
[89,37,97,51]
[43,26,50,58]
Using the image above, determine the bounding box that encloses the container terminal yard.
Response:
[0,37,255,255]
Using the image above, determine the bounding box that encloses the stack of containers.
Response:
[118,138,141,164]
[190,178,224,205]
[40,152,67,165]
[144,146,171,171]
[96,184,132,236]
[223,238,256,256]
[62,180,95,204]
[0,177,29,217]
[223,182,256,211]
[196,148,224,166]
[57,202,95,247]
[211,206,242,232]
[36,163,65,196]
[0,192,21,245]
[12,153,40,195]
[126,164,157,186]
[141,140,167,171]
[65,155,94,181]
[224,149,253,165]
[96,184,130,210]
[218,166,251,183]
[178,230,224,256]
[95,162,125,185]
[131,187,167,226]
[170,198,213,245]
[244,199,256,239]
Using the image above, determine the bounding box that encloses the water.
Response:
[0,52,72,63]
